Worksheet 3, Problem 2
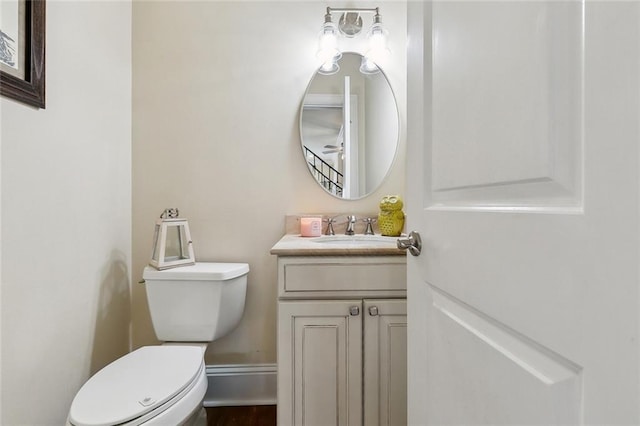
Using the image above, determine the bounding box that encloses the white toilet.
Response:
[67,262,249,426]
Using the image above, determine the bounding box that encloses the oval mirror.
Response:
[300,52,399,200]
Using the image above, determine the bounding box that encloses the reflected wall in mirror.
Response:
[300,52,399,200]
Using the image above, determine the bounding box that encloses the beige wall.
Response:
[132,1,406,364]
[0,1,132,424]
[0,1,404,422]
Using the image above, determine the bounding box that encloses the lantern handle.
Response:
[160,208,179,219]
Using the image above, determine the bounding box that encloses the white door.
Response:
[406,1,640,424]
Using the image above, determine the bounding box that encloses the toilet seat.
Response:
[69,345,205,426]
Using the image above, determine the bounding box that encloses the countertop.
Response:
[270,234,407,256]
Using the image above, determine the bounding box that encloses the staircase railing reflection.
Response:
[304,146,343,197]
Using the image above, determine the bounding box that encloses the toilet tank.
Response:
[143,262,249,342]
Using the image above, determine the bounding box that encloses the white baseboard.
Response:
[203,364,277,407]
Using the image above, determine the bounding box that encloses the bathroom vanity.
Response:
[271,235,407,426]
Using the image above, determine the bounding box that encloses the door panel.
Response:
[427,287,582,424]
[407,1,640,424]
[278,300,362,426]
[364,299,407,426]
[430,1,582,208]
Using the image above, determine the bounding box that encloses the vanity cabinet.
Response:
[276,256,407,426]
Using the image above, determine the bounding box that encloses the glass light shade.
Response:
[317,21,341,63]
[365,22,391,64]
[318,58,340,75]
[359,56,380,74]
[149,217,195,270]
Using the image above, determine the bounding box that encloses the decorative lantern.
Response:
[149,208,195,270]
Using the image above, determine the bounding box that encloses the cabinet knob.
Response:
[369,306,379,316]
[349,306,360,316]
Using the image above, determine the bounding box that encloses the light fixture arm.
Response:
[373,9,382,24]
[326,7,379,15]
[324,7,333,23]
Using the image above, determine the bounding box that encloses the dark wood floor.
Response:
[205,405,277,426]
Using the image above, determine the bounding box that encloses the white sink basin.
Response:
[310,235,399,246]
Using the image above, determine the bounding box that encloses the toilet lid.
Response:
[69,346,203,426]
[143,262,249,281]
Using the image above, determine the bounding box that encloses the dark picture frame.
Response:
[0,0,45,109]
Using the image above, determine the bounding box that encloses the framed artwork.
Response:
[0,0,45,109]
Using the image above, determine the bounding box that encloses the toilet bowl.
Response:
[67,262,249,426]
[68,345,207,426]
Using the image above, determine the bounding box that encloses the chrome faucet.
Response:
[345,215,357,235]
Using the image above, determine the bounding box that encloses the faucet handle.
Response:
[363,217,377,235]
[324,216,336,235]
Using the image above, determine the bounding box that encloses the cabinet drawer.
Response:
[278,256,406,299]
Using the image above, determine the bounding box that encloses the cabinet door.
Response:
[364,299,407,426]
[278,300,363,426]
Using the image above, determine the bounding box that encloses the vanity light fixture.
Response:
[316,6,390,75]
